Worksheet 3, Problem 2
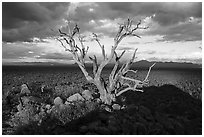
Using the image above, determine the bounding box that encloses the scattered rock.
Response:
[45,104,51,110]
[65,101,71,105]
[92,92,100,98]
[96,98,101,103]
[121,105,126,110]
[112,104,121,110]
[67,93,85,102]
[101,104,112,112]
[17,104,23,111]
[46,109,52,114]
[21,84,31,94]
[54,97,63,106]
[104,106,112,112]
[40,107,45,112]
[41,84,46,93]
[82,90,93,100]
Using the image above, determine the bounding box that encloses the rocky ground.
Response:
[3,84,202,135]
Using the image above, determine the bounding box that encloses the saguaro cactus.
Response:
[57,18,155,105]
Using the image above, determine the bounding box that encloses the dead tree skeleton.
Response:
[57,18,155,105]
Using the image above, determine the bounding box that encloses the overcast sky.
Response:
[2,2,202,65]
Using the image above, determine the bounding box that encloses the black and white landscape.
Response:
[2,2,202,135]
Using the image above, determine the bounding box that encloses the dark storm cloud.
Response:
[149,20,202,42]
[151,3,201,26]
[106,2,202,26]
[2,2,202,42]
[3,2,69,42]
[68,2,201,42]
[71,2,201,26]
[3,2,50,29]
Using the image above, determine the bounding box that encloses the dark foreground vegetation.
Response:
[2,66,202,135]
[3,83,202,135]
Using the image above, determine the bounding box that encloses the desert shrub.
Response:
[29,81,44,93]
[3,89,20,108]
[54,85,81,100]
[10,99,99,129]
[51,101,99,125]
[10,105,36,127]
[9,102,47,129]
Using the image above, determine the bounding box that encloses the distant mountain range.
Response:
[2,60,202,69]
[131,60,202,69]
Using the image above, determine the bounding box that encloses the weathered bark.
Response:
[57,18,155,106]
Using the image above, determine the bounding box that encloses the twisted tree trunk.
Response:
[57,18,155,106]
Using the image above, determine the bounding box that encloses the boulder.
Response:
[112,104,121,110]
[54,97,63,106]
[21,84,31,94]
[65,101,71,105]
[67,93,85,102]
[82,90,93,100]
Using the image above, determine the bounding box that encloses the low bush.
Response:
[9,103,47,128]
[54,85,81,100]
[51,100,99,125]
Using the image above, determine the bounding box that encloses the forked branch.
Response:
[57,18,155,106]
[57,23,93,83]
[92,33,106,60]
[116,62,156,96]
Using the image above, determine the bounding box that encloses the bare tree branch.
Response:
[143,63,156,82]
[58,29,68,36]
[89,55,98,75]
[92,33,106,60]
[124,69,138,75]
[57,38,71,52]
[57,24,94,83]
[115,50,126,61]
[57,18,154,106]
[116,86,143,97]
